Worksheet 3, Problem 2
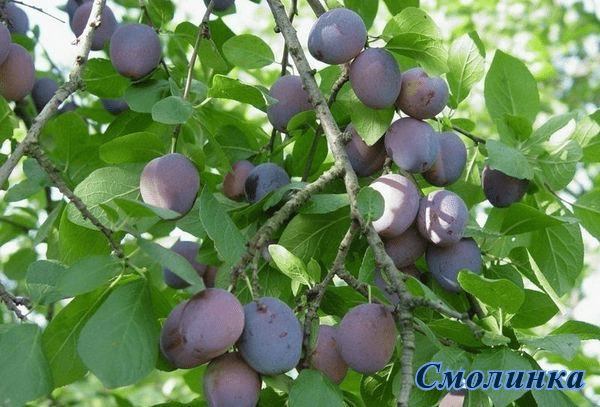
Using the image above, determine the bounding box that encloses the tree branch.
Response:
[0,0,107,187]
[0,281,29,320]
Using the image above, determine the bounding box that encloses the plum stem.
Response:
[0,0,107,187]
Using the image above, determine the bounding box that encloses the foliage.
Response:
[0,0,599,406]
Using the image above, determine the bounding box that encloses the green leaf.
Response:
[56,256,123,297]
[345,0,378,29]
[573,190,600,241]
[152,96,194,124]
[0,96,16,142]
[471,348,532,407]
[0,324,52,406]
[4,247,37,280]
[268,244,313,288]
[83,58,130,98]
[486,139,534,180]
[26,260,67,305]
[358,247,375,284]
[361,364,398,407]
[77,280,159,388]
[387,33,448,75]
[43,288,111,388]
[484,50,539,142]
[198,38,229,73]
[289,369,344,407]
[526,113,576,146]
[99,132,166,164]
[339,89,394,146]
[529,222,583,297]
[504,114,533,141]
[447,33,485,108]
[457,271,524,314]
[519,334,580,360]
[532,389,579,407]
[67,167,140,229]
[222,34,274,69]
[551,320,600,341]
[499,204,564,235]
[382,7,442,40]
[279,208,352,265]
[138,239,205,288]
[198,187,246,266]
[59,210,111,265]
[209,75,269,109]
[146,0,175,26]
[535,139,582,190]
[428,319,484,348]
[357,187,384,223]
[510,289,559,329]
[124,80,171,113]
[383,0,418,15]
[299,194,349,215]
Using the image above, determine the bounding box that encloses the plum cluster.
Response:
[222,160,291,203]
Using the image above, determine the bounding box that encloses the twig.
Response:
[0,281,28,320]
[305,0,326,17]
[327,64,350,105]
[27,143,125,259]
[435,118,486,144]
[0,0,108,187]
[10,0,66,24]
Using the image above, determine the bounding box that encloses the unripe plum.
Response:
[101,98,128,115]
[481,164,529,208]
[423,132,467,186]
[203,352,261,407]
[418,190,468,247]
[384,117,438,173]
[369,174,420,238]
[0,43,35,101]
[336,303,397,374]
[384,226,427,269]
[179,289,245,366]
[244,163,290,203]
[110,24,162,80]
[395,68,449,119]
[139,153,200,215]
[349,48,402,109]
[3,3,29,34]
[266,75,312,132]
[71,2,117,51]
[237,297,303,375]
[426,238,482,292]
[0,24,10,65]
[31,78,59,112]
[344,124,386,177]
[223,160,255,200]
[204,0,235,11]
[307,8,366,65]
[163,240,207,289]
[308,325,348,384]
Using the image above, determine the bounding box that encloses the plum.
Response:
[0,24,10,65]
[349,48,402,109]
[417,190,468,247]
[2,3,29,34]
[336,303,397,374]
[65,0,91,22]
[384,117,438,173]
[70,1,117,51]
[178,289,245,366]
[101,98,128,115]
[308,325,348,384]
[110,23,162,80]
[244,163,290,203]
[0,43,35,101]
[307,8,366,65]
[344,124,386,177]
[31,78,59,112]
[384,226,428,269]
[395,68,449,119]
[266,75,312,132]
[203,265,219,288]
[423,132,467,186]
[139,153,200,216]
[204,0,235,11]
[223,160,255,200]
[163,240,207,289]
[203,352,261,407]
[237,297,303,375]
[426,238,482,293]
[160,301,198,368]
[481,164,529,208]
[369,174,420,238]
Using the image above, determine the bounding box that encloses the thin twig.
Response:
[305,0,326,17]
[0,281,28,320]
[10,0,66,24]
